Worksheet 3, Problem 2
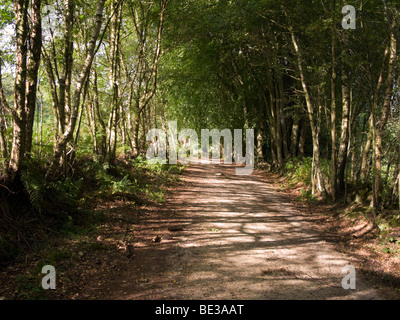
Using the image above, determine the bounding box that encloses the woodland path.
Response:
[100,162,381,300]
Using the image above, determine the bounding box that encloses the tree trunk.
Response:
[9,0,29,175]
[374,23,397,209]
[290,117,300,157]
[0,64,10,159]
[330,24,337,201]
[337,69,350,191]
[360,114,373,180]
[298,118,307,158]
[106,0,122,165]
[288,25,327,196]
[93,70,107,157]
[47,0,107,178]
[24,0,42,154]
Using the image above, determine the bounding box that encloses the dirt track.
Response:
[102,163,381,300]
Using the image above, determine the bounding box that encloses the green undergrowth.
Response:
[0,155,185,263]
[280,157,329,203]
[278,157,400,244]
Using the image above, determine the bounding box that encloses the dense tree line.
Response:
[0,0,399,213]
[161,0,400,211]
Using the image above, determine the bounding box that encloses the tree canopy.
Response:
[0,0,399,210]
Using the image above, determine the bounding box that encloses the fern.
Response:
[111,175,132,194]
[21,170,44,213]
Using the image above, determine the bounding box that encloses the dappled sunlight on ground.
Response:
[102,163,381,300]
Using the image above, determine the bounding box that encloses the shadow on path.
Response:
[104,163,382,300]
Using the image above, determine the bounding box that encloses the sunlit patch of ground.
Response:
[97,163,384,300]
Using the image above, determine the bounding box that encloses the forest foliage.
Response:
[0,0,400,259]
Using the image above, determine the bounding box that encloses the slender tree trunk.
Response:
[290,117,300,157]
[288,25,327,196]
[93,70,107,157]
[360,114,373,180]
[129,0,168,157]
[278,76,289,159]
[272,84,284,172]
[330,24,337,201]
[106,0,122,165]
[24,0,42,154]
[132,112,141,157]
[374,23,397,209]
[390,162,399,205]
[337,69,350,191]
[47,0,107,178]
[350,121,356,180]
[256,103,265,164]
[0,64,10,159]
[298,118,307,158]
[86,91,97,154]
[9,0,29,175]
